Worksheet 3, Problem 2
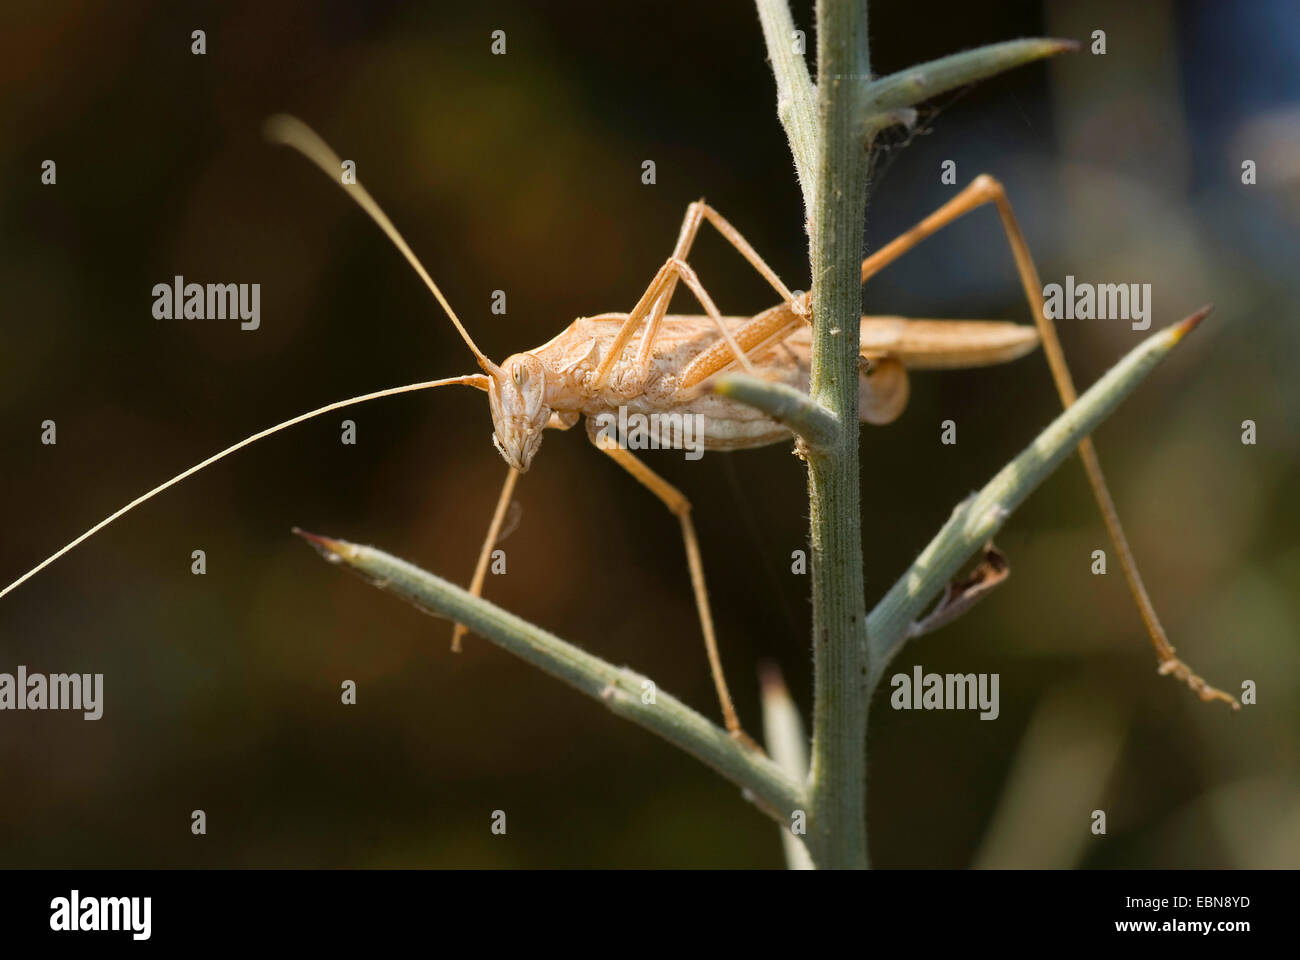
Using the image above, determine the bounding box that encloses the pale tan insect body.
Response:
[495,309,1039,465]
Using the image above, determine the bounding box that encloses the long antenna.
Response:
[263,114,499,375]
[0,375,488,600]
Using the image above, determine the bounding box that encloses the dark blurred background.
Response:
[0,0,1295,868]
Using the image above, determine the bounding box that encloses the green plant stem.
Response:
[803,0,872,870]
[294,530,805,823]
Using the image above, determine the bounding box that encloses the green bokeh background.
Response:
[0,0,1296,867]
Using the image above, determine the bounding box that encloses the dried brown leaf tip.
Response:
[1171,303,1213,343]
[908,542,1010,639]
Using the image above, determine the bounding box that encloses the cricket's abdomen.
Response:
[583,389,799,452]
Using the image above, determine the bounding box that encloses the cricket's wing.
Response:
[545,313,1037,373]
[771,316,1036,426]
[778,317,1038,370]
[863,317,1038,369]
[534,314,1035,428]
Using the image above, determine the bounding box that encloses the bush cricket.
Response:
[0,115,1236,749]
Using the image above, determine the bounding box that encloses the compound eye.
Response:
[512,364,528,388]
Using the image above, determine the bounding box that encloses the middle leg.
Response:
[590,431,758,747]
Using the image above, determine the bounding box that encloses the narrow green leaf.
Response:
[865,38,1077,114]
[294,530,805,821]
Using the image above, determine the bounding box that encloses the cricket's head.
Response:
[487,353,551,472]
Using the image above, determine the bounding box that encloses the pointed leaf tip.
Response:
[758,660,789,699]
[292,527,352,562]
[1172,304,1214,342]
[865,37,1083,113]
[1046,38,1081,55]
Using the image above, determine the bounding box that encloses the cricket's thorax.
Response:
[532,313,807,450]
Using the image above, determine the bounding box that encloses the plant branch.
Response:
[755,0,820,208]
[865,312,1206,695]
[863,38,1077,116]
[713,373,839,449]
[294,530,805,823]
